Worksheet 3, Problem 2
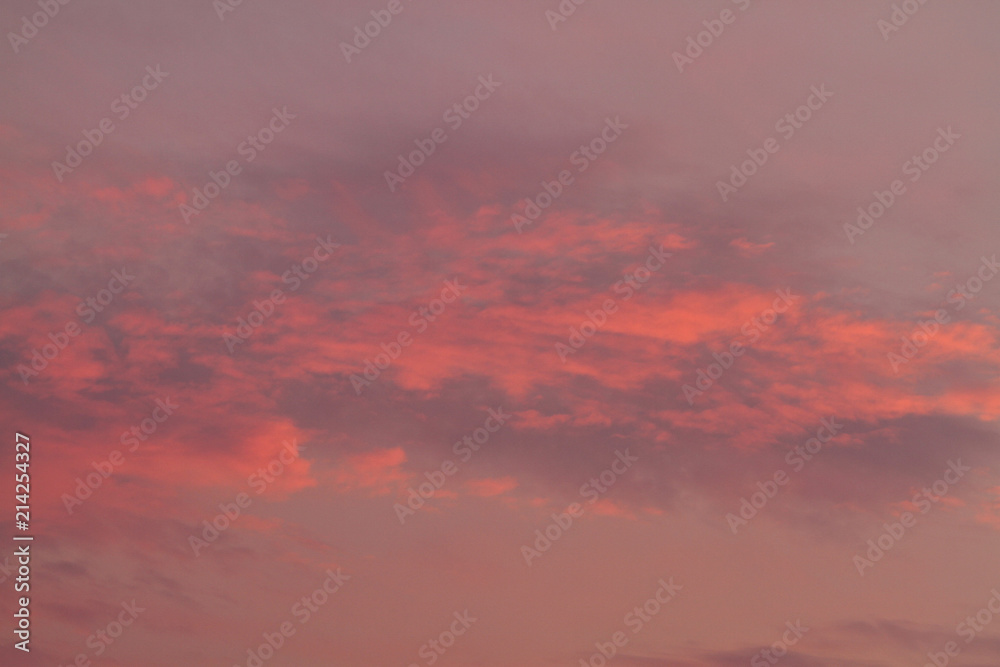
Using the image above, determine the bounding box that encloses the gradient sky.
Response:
[2,1,1000,666]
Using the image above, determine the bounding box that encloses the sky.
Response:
[1,1,1000,666]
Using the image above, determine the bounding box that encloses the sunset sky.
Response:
[2,1,1000,666]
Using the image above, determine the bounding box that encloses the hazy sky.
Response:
[2,1,1000,666]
